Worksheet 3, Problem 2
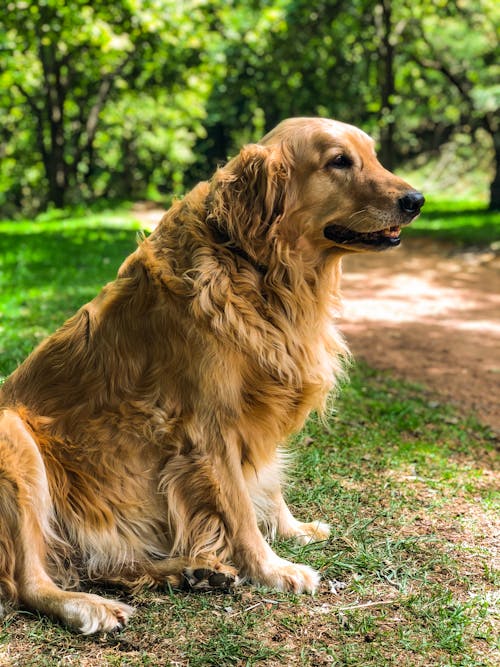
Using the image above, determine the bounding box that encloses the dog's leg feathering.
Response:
[215,436,321,593]
[160,434,320,594]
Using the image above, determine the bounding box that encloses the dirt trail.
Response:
[133,205,499,433]
[340,238,500,432]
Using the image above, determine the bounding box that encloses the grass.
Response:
[405,198,500,246]
[0,210,498,666]
[0,211,141,380]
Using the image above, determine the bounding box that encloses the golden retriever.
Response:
[0,118,424,633]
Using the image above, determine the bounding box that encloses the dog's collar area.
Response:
[209,225,268,276]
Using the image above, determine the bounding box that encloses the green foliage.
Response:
[0,0,498,214]
[0,0,214,212]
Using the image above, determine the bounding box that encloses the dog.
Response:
[0,118,424,633]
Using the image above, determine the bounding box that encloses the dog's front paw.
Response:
[294,520,331,545]
[253,556,320,594]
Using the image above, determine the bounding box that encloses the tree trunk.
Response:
[377,0,396,171]
[488,125,500,211]
[45,87,67,208]
[37,6,68,208]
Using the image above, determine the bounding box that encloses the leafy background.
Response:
[0,0,498,216]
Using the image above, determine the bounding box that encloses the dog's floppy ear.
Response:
[208,143,291,258]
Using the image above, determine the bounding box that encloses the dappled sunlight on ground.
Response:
[340,239,500,431]
[343,274,481,321]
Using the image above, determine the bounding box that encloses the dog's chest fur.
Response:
[184,271,345,467]
[131,221,348,468]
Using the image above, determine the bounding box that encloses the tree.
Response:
[0,0,213,210]
[0,0,498,213]
[399,0,499,208]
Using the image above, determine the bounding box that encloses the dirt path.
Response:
[340,238,500,432]
[133,205,499,433]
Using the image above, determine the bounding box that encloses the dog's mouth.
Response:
[323,224,402,249]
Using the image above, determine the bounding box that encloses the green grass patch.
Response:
[0,210,141,380]
[0,212,498,666]
[406,198,500,246]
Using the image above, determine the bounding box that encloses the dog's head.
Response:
[208,117,424,264]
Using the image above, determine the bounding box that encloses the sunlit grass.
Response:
[407,197,500,245]
[0,211,141,378]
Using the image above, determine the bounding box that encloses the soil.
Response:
[133,204,500,433]
[340,238,500,433]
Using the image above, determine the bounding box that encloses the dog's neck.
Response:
[209,224,269,276]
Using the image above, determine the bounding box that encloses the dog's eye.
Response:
[325,155,352,169]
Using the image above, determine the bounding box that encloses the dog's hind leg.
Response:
[0,409,134,633]
[134,556,238,592]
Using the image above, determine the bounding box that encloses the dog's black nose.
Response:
[398,191,425,214]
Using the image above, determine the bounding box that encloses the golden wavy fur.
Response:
[0,117,423,633]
